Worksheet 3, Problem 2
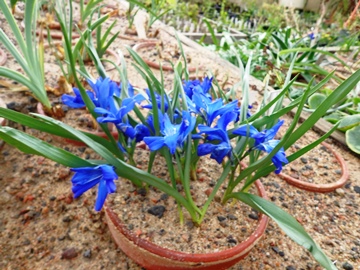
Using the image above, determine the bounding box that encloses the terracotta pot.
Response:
[104,180,269,270]
[277,142,349,193]
[132,41,198,72]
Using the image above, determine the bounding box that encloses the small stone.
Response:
[147,205,166,218]
[272,182,280,189]
[248,212,259,220]
[62,216,72,222]
[217,216,226,222]
[335,188,345,195]
[186,220,194,229]
[304,165,313,170]
[58,235,66,241]
[6,101,22,111]
[335,169,342,175]
[227,236,237,245]
[342,262,353,270]
[227,214,238,220]
[353,186,360,194]
[83,249,91,258]
[205,188,213,197]
[300,157,308,164]
[344,183,351,189]
[61,248,78,260]
[286,266,296,270]
[160,194,169,201]
[271,246,280,254]
[136,188,147,196]
[23,238,31,245]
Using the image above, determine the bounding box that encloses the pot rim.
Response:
[104,179,269,263]
[277,141,349,193]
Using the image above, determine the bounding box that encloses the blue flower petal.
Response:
[70,165,118,211]
[143,137,166,151]
[95,179,108,211]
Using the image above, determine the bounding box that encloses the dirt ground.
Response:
[0,1,360,270]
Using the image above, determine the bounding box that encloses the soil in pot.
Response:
[105,147,268,269]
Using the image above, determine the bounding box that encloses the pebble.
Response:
[62,216,72,223]
[6,101,23,111]
[160,194,169,201]
[286,266,296,270]
[353,186,360,194]
[300,157,308,164]
[344,183,351,189]
[217,216,226,222]
[227,214,237,220]
[271,246,280,254]
[83,249,92,258]
[61,248,78,260]
[147,205,166,218]
[335,188,345,195]
[248,212,259,220]
[342,262,353,270]
[0,192,11,204]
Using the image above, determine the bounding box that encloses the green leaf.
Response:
[0,107,121,156]
[0,126,92,168]
[228,192,337,270]
[346,125,360,154]
[338,114,360,131]
[308,93,327,109]
[323,112,346,124]
[284,68,360,150]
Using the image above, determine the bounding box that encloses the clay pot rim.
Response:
[277,141,349,193]
[104,179,269,263]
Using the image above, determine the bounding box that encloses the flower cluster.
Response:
[63,76,288,211]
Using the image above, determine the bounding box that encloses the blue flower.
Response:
[192,90,239,126]
[87,77,120,109]
[233,120,288,173]
[256,140,288,174]
[143,111,195,154]
[95,94,145,124]
[61,88,95,108]
[135,123,151,142]
[142,89,170,111]
[71,165,118,211]
[183,76,213,99]
[94,94,144,139]
[196,111,237,163]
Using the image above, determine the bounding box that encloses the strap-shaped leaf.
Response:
[0,126,92,168]
[228,192,337,270]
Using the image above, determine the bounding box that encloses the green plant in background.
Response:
[0,0,51,112]
[79,0,104,28]
[127,0,173,28]
[309,82,360,154]
[52,0,116,85]
[125,0,140,29]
